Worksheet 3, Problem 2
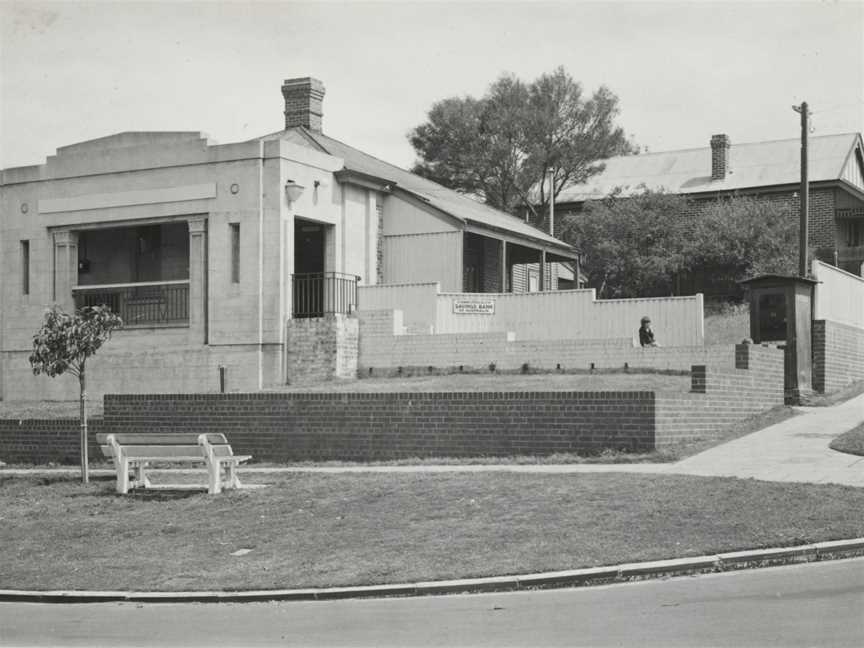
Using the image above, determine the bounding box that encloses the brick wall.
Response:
[96,391,656,460]
[376,202,384,284]
[482,237,502,292]
[655,343,784,446]
[812,319,864,393]
[0,418,105,464]
[286,314,359,384]
[359,310,729,374]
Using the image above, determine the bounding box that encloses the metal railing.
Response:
[73,280,190,327]
[292,272,359,318]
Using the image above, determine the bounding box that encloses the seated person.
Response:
[639,316,659,347]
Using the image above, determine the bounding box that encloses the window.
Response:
[20,240,30,295]
[230,223,240,283]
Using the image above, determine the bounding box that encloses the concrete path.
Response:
[665,392,864,486]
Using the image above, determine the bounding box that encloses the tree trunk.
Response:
[79,366,89,484]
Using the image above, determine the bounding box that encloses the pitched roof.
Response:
[260,127,573,253]
[556,132,863,203]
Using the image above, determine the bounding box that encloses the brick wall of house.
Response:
[482,237,502,292]
[285,314,359,384]
[376,202,384,284]
[655,343,785,446]
[812,319,864,393]
[0,418,105,464]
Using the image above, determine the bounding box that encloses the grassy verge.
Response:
[277,371,690,393]
[830,423,864,457]
[2,471,863,592]
[802,380,864,407]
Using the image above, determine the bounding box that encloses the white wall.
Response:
[357,284,705,346]
[435,290,704,345]
[358,282,439,333]
[813,259,864,329]
[383,231,462,291]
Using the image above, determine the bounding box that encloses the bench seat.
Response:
[95,432,251,494]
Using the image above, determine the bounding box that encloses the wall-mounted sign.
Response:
[453,299,495,315]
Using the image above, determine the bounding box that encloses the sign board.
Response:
[453,299,495,315]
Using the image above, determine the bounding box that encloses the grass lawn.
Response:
[704,302,750,345]
[830,423,864,457]
[278,371,690,393]
[2,471,864,592]
[0,400,104,419]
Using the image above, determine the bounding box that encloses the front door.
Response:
[294,221,325,317]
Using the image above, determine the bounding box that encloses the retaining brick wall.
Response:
[98,391,657,460]
[655,344,784,446]
[359,310,736,374]
[0,418,105,464]
[812,319,864,393]
[0,345,784,464]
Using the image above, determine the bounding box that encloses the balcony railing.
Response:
[73,280,190,327]
[292,272,359,318]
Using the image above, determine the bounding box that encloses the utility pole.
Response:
[547,167,555,237]
[792,101,810,277]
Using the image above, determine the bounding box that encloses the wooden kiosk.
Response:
[740,274,817,402]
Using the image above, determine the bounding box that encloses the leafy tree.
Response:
[30,306,123,483]
[409,67,635,219]
[559,189,691,298]
[560,190,797,299]
[688,196,798,285]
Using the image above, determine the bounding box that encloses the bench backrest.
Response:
[96,433,238,460]
[95,433,228,445]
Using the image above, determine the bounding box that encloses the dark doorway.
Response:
[295,221,325,275]
[294,220,326,317]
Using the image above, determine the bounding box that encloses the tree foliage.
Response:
[560,190,798,299]
[409,67,635,219]
[30,305,122,483]
[30,306,122,378]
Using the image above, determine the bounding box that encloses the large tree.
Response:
[409,67,635,219]
[560,190,798,299]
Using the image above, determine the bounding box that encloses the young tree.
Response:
[30,305,122,483]
[409,67,635,218]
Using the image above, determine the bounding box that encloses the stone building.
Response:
[0,77,575,400]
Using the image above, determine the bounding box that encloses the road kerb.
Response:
[1,538,863,604]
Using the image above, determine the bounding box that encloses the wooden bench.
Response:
[95,433,251,495]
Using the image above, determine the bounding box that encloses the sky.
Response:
[1,0,862,171]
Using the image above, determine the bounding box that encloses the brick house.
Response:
[0,77,575,400]
[555,132,864,280]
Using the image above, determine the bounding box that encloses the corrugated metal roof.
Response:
[556,133,862,203]
[260,127,573,252]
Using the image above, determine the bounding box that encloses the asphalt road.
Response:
[1,558,863,647]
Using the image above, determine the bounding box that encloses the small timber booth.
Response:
[741,274,818,402]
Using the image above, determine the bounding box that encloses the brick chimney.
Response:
[710,134,730,180]
[282,77,325,132]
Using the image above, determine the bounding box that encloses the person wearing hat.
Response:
[639,316,658,347]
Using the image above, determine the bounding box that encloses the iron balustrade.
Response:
[73,280,190,327]
[292,272,359,318]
